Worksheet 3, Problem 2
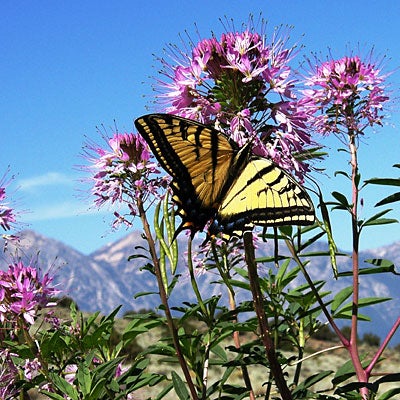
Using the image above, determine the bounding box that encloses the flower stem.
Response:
[284,238,348,345]
[365,316,400,378]
[348,131,368,398]
[137,198,198,400]
[212,244,255,399]
[243,231,292,400]
[187,236,209,319]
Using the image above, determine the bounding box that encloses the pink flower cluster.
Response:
[83,132,167,228]
[156,26,314,179]
[0,171,17,232]
[301,55,390,135]
[0,261,59,326]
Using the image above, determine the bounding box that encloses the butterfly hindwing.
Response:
[211,157,315,234]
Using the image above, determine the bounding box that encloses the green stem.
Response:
[293,319,304,386]
[243,232,292,400]
[187,236,211,399]
[187,236,209,319]
[137,198,199,400]
[212,244,255,399]
[285,238,347,345]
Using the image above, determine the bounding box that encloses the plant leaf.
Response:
[331,286,353,313]
[171,371,190,400]
[365,178,400,186]
[375,192,400,206]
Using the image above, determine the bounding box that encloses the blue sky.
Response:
[1,0,399,254]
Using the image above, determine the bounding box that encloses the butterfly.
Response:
[134,114,315,238]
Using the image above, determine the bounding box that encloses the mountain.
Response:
[0,230,128,313]
[1,230,399,344]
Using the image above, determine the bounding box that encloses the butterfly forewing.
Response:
[135,114,238,222]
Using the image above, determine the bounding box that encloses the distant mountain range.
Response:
[1,230,399,344]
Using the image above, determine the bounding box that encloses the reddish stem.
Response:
[365,316,400,378]
[244,232,292,400]
[138,199,199,400]
[348,133,368,398]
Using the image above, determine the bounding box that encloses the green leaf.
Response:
[334,297,391,320]
[134,290,159,298]
[338,258,399,276]
[335,170,351,180]
[361,208,393,225]
[332,359,356,385]
[293,370,333,392]
[333,311,371,321]
[375,192,400,206]
[318,189,339,278]
[331,286,353,313]
[211,344,228,362]
[171,371,190,400]
[331,191,351,208]
[374,372,400,385]
[365,258,396,268]
[76,361,91,396]
[48,373,79,400]
[89,377,107,399]
[378,388,400,400]
[362,217,398,227]
[365,177,400,186]
[335,381,378,395]
[40,392,67,400]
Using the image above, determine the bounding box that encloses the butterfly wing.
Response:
[135,113,315,238]
[134,114,240,231]
[210,157,315,234]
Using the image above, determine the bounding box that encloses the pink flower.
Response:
[24,358,42,380]
[301,53,390,136]
[0,261,59,328]
[0,349,19,398]
[154,21,315,180]
[82,131,168,229]
[0,170,18,232]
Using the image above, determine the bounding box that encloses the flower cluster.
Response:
[301,54,390,136]
[0,261,59,327]
[83,131,167,229]
[0,349,19,399]
[156,24,315,179]
[0,171,17,232]
[190,233,258,273]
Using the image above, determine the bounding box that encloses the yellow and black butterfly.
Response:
[134,114,315,238]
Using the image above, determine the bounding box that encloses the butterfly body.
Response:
[134,114,315,238]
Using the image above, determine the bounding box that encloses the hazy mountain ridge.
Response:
[1,230,399,343]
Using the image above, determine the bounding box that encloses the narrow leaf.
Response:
[362,217,398,227]
[48,373,79,399]
[171,371,190,400]
[331,286,353,313]
[293,370,333,391]
[375,192,400,206]
[378,388,400,400]
[40,393,67,400]
[334,170,351,180]
[365,178,400,187]
[332,191,351,207]
[318,188,338,278]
